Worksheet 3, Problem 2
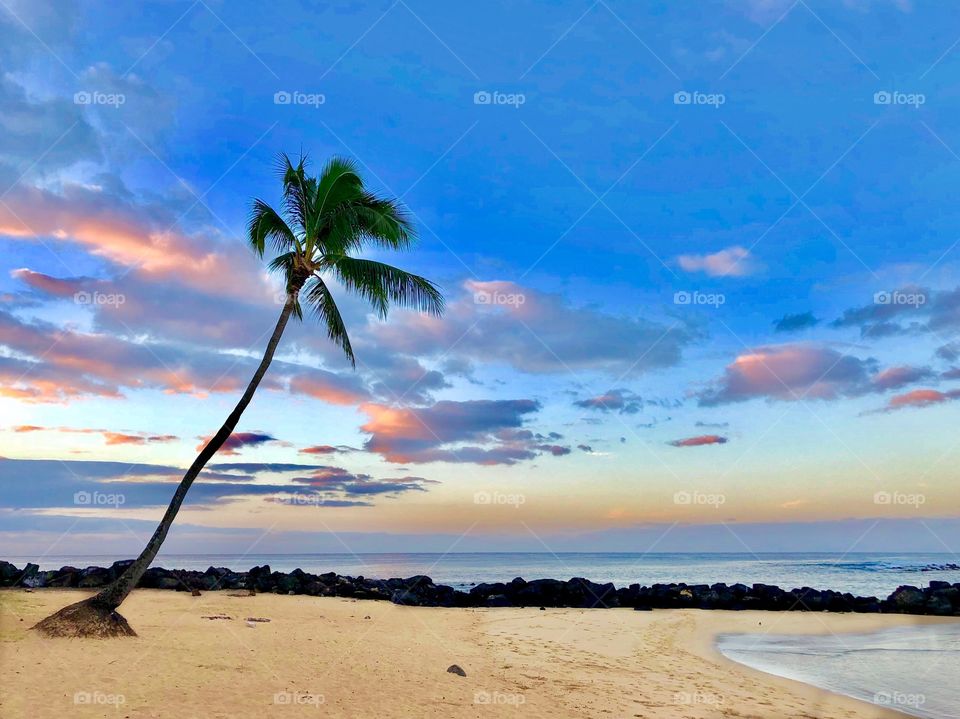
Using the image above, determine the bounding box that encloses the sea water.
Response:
[718,623,960,719]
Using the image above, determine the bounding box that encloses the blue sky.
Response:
[2,0,960,556]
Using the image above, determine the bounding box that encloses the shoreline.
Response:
[6,589,950,718]
[4,559,959,616]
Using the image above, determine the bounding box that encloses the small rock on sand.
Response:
[446,664,466,677]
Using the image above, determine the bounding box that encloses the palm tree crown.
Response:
[248,154,444,365]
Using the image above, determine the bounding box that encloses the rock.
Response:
[0,561,20,586]
[887,585,925,613]
[77,566,111,588]
[446,664,466,677]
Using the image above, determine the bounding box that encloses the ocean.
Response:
[719,624,960,719]
[10,551,960,597]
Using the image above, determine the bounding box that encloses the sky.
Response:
[2,0,960,558]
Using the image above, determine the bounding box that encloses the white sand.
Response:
[2,589,952,718]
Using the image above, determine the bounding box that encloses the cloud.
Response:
[291,467,437,496]
[676,246,758,277]
[773,311,820,333]
[288,369,370,405]
[697,344,878,406]
[0,182,266,299]
[0,457,434,510]
[369,280,694,376]
[5,424,178,445]
[668,434,728,447]
[573,389,642,414]
[870,365,935,392]
[299,445,348,455]
[869,388,960,414]
[0,307,273,401]
[360,399,566,465]
[197,432,277,456]
[0,75,100,184]
[832,286,960,338]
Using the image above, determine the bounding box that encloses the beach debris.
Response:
[191,588,201,596]
[446,664,467,677]
[245,617,271,623]
[201,615,232,621]
[363,615,371,619]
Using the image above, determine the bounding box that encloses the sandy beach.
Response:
[2,589,953,718]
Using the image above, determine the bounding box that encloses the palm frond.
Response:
[328,256,444,319]
[304,276,356,366]
[315,157,363,218]
[276,153,312,233]
[248,199,300,257]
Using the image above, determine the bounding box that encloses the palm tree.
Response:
[33,154,444,637]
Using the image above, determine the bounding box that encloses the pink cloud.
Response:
[668,434,728,447]
[698,344,876,406]
[359,399,558,465]
[0,184,267,300]
[880,388,960,413]
[677,246,758,277]
[288,370,369,406]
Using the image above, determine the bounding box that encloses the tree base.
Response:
[31,597,136,638]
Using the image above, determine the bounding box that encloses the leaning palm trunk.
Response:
[32,153,443,638]
[32,286,302,637]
